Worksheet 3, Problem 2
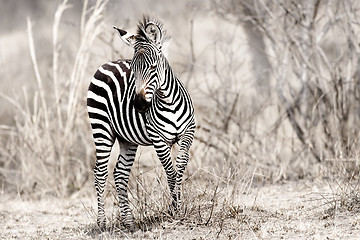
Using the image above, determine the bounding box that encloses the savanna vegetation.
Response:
[1,0,360,239]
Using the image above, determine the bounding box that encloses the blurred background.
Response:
[0,0,359,201]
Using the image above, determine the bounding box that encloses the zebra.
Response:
[87,16,196,231]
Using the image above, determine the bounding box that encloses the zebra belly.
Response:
[111,105,153,146]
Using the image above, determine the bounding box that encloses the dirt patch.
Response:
[0,195,94,239]
[1,179,359,239]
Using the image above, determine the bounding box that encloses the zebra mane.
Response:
[136,15,172,56]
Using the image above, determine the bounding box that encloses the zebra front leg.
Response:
[93,138,115,230]
[113,141,138,232]
[153,141,178,213]
[174,123,195,209]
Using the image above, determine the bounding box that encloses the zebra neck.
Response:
[157,67,181,105]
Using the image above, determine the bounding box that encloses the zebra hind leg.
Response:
[93,136,115,231]
[113,140,138,232]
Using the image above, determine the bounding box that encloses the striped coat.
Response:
[87,16,195,232]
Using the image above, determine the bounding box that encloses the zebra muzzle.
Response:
[133,93,151,113]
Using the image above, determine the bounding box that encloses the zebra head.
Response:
[114,16,171,113]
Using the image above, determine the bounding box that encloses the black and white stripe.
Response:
[87,16,195,231]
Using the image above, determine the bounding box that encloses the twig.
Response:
[223,92,239,131]
[205,182,219,226]
[81,0,89,35]
[185,18,195,87]
[53,0,71,129]
[27,17,49,129]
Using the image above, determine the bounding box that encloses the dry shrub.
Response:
[320,157,360,215]
[262,0,360,162]
[96,159,258,235]
[0,0,108,197]
[205,0,360,181]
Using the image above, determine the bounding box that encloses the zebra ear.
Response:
[113,26,135,46]
[145,23,162,47]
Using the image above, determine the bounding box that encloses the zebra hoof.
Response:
[97,220,106,232]
[167,202,179,216]
[123,222,136,232]
[122,215,136,232]
[128,224,136,233]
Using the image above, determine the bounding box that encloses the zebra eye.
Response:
[150,63,157,70]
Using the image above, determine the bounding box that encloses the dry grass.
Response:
[0,0,107,197]
[72,163,261,238]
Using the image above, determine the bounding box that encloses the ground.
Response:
[1,179,359,239]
